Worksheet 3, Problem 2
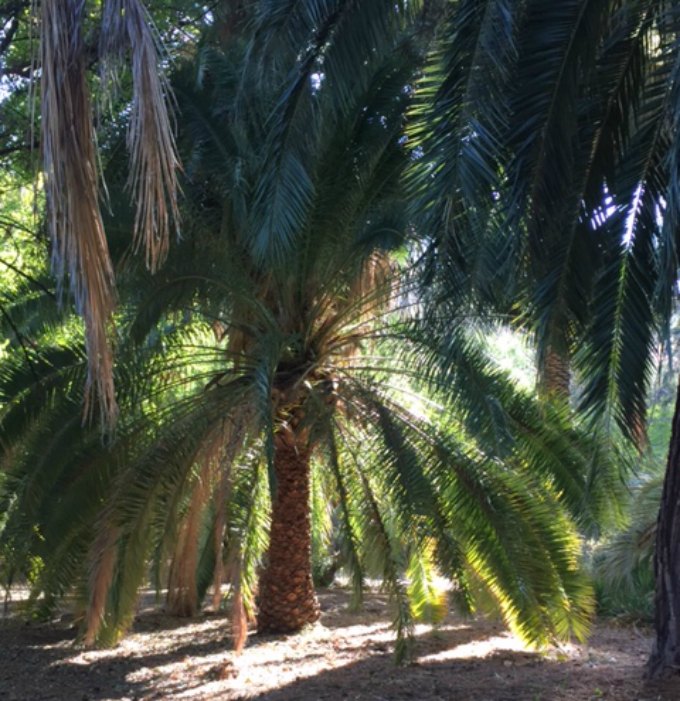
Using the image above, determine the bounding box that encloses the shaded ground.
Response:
[1,588,679,700]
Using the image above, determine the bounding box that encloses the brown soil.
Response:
[1,588,679,701]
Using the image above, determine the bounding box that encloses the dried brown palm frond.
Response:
[100,0,180,272]
[210,466,229,611]
[84,523,120,646]
[166,461,211,617]
[351,251,395,324]
[167,424,234,617]
[211,420,245,611]
[41,0,118,427]
[232,590,248,654]
[312,251,396,363]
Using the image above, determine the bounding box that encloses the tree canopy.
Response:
[2,0,680,677]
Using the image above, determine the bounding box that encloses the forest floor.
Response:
[2,587,680,701]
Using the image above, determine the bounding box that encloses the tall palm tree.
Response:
[0,8,615,660]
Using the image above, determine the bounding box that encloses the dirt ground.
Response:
[2,588,680,701]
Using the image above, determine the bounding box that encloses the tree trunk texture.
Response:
[538,344,570,401]
[257,428,320,633]
[647,374,680,678]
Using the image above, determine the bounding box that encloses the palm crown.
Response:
[0,0,633,662]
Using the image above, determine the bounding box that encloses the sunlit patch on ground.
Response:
[417,629,531,663]
[2,588,680,700]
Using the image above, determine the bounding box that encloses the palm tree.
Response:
[0,7,614,660]
[408,0,680,677]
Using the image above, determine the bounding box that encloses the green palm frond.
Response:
[593,469,661,618]
[324,429,364,608]
[408,0,515,231]
[409,0,680,447]
[225,450,271,620]
[655,36,680,327]
[238,0,421,264]
[394,318,630,531]
[357,381,594,646]
[1,2,635,662]
[342,432,415,663]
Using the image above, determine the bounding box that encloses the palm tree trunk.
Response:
[257,428,320,633]
[538,344,570,401]
[647,374,680,678]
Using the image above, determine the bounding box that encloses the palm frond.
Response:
[100,0,180,272]
[325,428,364,608]
[41,0,117,426]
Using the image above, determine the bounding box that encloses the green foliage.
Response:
[0,0,648,664]
[409,0,680,443]
[406,543,448,625]
[591,469,661,622]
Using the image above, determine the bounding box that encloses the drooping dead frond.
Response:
[167,423,239,616]
[41,0,118,427]
[84,524,120,646]
[211,463,228,611]
[211,422,244,610]
[100,0,180,272]
[352,251,395,323]
[232,590,248,654]
[167,458,212,617]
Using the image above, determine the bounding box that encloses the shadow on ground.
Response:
[1,589,679,701]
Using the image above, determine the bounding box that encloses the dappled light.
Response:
[5,0,680,694]
[3,589,679,700]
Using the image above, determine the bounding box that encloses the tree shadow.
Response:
[248,623,680,701]
[1,588,678,701]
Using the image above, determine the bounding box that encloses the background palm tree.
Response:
[408,0,680,677]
